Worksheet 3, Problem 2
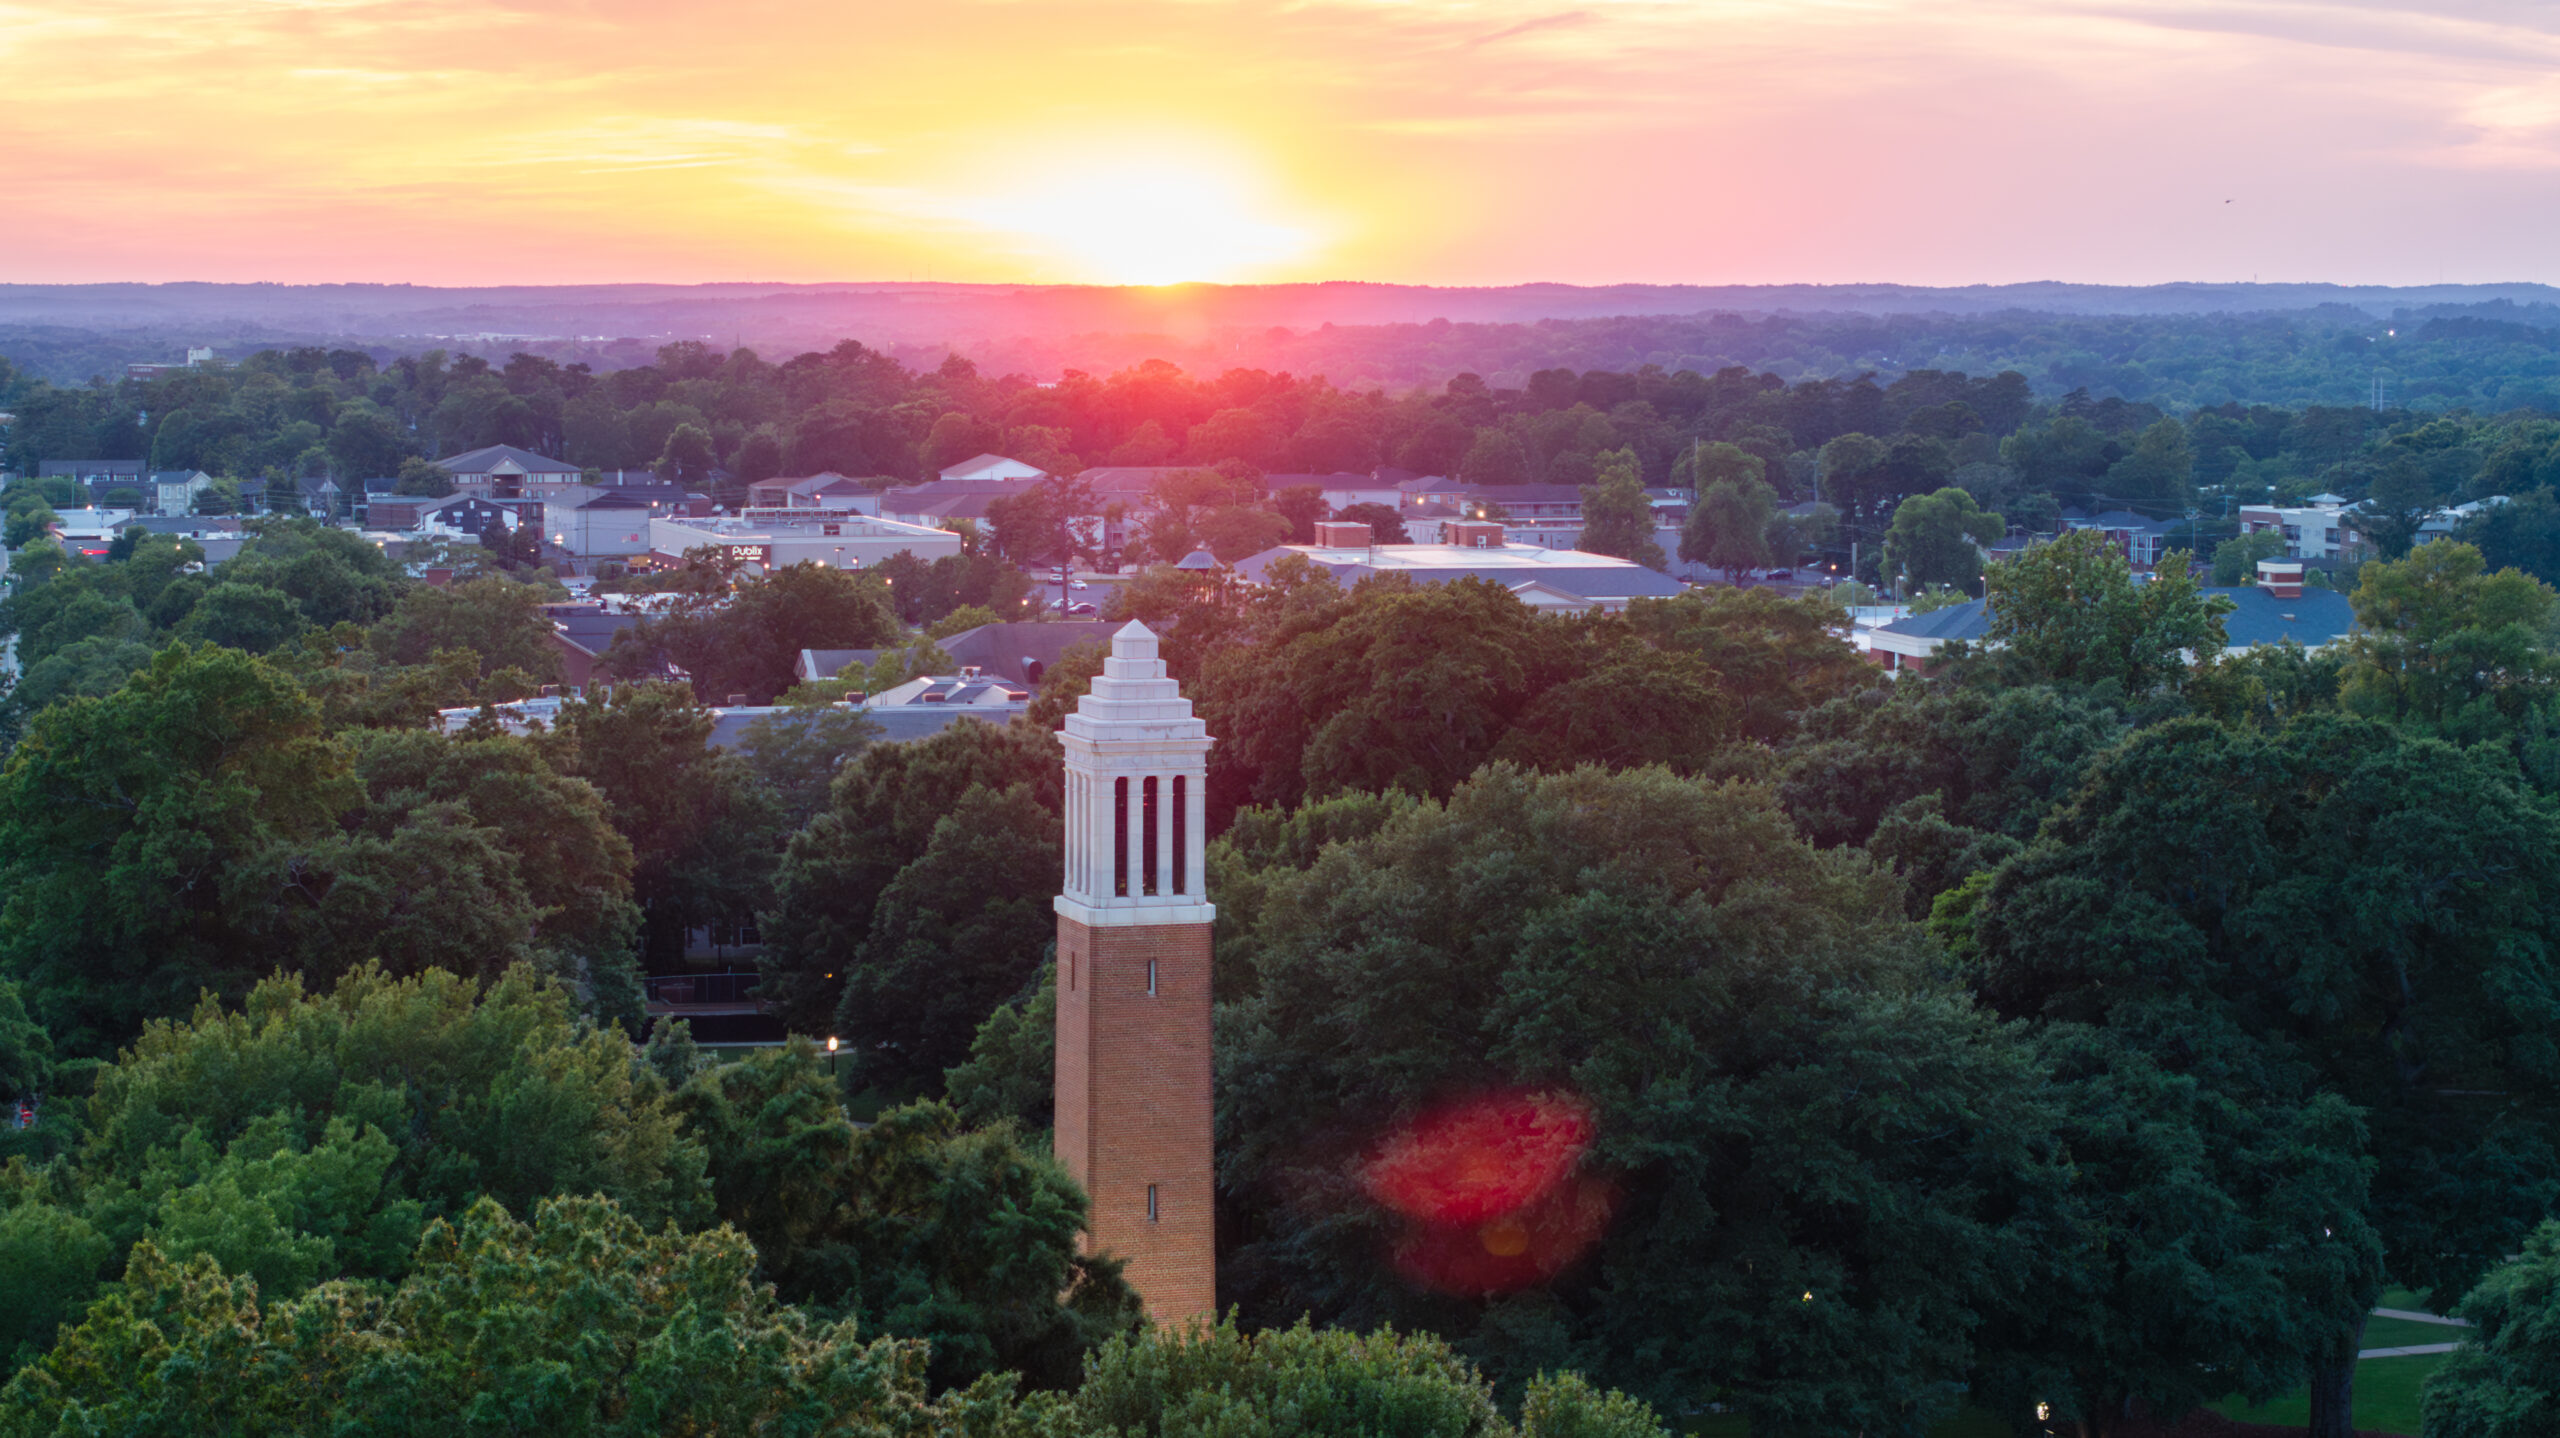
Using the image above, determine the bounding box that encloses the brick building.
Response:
[1052,621,1217,1324]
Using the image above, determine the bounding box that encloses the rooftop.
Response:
[1236,540,1690,603]
[434,443,580,475]
[1875,583,2359,650]
[656,512,955,543]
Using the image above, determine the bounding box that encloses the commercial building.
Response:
[2236,502,2354,561]
[940,452,1050,483]
[1233,521,1689,612]
[744,472,878,510]
[646,511,963,573]
[435,444,585,500]
[1860,559,2357,674]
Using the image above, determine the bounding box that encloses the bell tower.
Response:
[1053,620,1216,1323]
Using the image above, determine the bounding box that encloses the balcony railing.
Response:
[645,971,764,1010]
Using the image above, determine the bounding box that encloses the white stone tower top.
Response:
[1056,621,1214,925]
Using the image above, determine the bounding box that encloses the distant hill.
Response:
[5,279,2559,410]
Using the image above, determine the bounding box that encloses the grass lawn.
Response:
[2212,1352,2447,1436]
[2360,1314,2466,1350]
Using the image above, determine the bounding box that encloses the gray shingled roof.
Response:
[434,444,580,474]
[938,621,1121,682]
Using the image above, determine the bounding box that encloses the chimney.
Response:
[1312,519,1372,548]
[2256,558,2305,600]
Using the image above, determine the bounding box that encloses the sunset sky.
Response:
[2,0,2554,288]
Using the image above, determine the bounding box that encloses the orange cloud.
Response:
[0,0,2553,286]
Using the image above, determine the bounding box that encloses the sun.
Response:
[957,152,1319,286]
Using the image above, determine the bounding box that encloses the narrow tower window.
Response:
[1147,958,1157,995]
[1113,777,1129,897]
[1147,1184,1159,1222]
[1172,775,1188,894]
[1142,776,1160,896]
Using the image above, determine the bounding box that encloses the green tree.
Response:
[1983,528,2230,693]
[2103,416,2196,510]
[677,1046,1139,1391]
[1576,448,1664,569]
[1962,716,2560,1438]
[1216,764,2051,1430]
[1966,1015,2379,1437]
[944,964,1055,1129]
[2422,1219,2560,1438]
[2348,451,2444,560]
[2212,527,2290,585]
[0,1197,110,1369]
[1069,1318,1670,1438]
[220,517,405,628]
[1816,431,1892,530]
[1778,681,2126,910]
[0,965,711,1362]
[1458,428,1530,486]
[1331,501,1409,543]
[393,455,454,497]
[0,1194,1033,1438]
[1882,487,2003,594]
[331,727,643,999]
[1194,576,1570,817]
[2460,488,2560,587]
[1681,471,1776,583]
[2336,540,2560,744]
[368,574,566,681]
[760,718,1058,1036]
[732,703,883,830]
[1621,586,1878,745]
[2,505,55,549]
[172,580,306,653]
[834,782,1060,1096]
[612,562,901,704]
[558,681,771,970]
[0,645,354,1050]
[655,421,719,488]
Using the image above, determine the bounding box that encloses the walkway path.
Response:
[2357,1306,2473,1360]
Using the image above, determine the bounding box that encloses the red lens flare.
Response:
[1357,1090,1616,1295]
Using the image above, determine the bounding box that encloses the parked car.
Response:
[1066,601,1098,615]
[1069,579,1089,590]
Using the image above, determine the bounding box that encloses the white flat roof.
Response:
[656,513,954,542]
[1294,541,1649,571]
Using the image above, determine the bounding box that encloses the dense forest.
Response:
[10,329,2560,599]
[7,289,2560,411]
[4,332,2560,1435]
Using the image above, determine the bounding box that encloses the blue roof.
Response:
[705,707,1016,748]
[2217,585,2355,647]
[1879,586,2356,649]
[1879,599,1991,641]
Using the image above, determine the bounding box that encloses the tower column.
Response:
[1054,621,1216,1325]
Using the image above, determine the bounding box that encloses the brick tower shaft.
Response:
[1052,621,1216,1324]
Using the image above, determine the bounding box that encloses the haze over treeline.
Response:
[7,280,2560,412]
